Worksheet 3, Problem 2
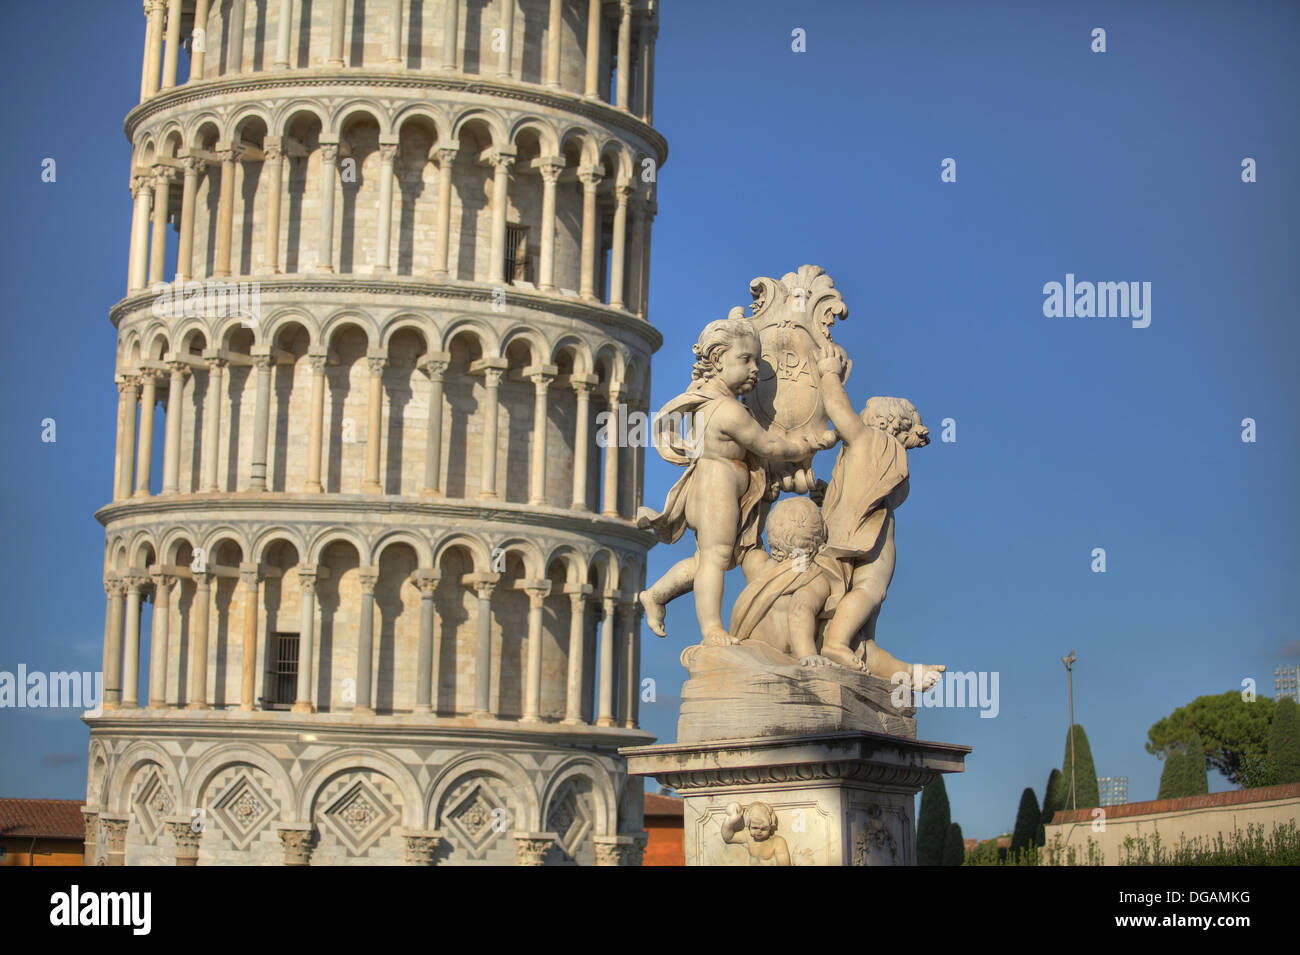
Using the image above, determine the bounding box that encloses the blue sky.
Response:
[1,0,1297,841]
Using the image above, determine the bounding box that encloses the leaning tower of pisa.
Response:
[85,0,663,866]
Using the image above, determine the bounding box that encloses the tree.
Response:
[1267,697,1300,785]
[916,777,951,866]
[1040,768,1064,844]
[943,822,965,866]
[1157,734,1208,799]
[1147,692,1276,786]
[1060,724,1101,809]
[1010,787,1040,856]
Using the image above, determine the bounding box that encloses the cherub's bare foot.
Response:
[798,654,836,668]
[639,590,667,638]
[821,645,869,671]
[862,640,944,687]
[702,625,738,647]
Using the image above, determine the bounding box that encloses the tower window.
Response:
[506,224,532,284]
[269,632,299,708]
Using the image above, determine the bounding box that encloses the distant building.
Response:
[1275,666,1299,702]
[0,799,86,866]
[1098,776,1129,806]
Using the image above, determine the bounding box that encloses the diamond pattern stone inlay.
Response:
[547,782,593,860]
[446,783,507,859]
[210,774,276,851]
[132,768,174,842]
[320,778,399,856]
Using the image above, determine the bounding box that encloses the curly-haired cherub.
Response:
[636,315,836,647]
[721,802,791,866]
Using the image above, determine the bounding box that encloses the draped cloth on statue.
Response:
[636,378,769,564]
[819,427,909,563]
[730,553,847,644]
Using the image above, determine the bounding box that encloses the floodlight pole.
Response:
[1062,651,1077,811]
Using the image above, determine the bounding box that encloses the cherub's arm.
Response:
[817,347,869,444]
[721,803,746,845]
[717,402,835,461]
[774,837,792,866]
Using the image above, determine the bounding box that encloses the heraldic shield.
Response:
[738,264,851,495]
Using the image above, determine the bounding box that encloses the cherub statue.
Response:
[721,802,791,866]
[814,346,944,685]
[637,316,835,647]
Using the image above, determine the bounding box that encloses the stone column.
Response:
[305,351,327,491]
[514,832,556,865]
[121,575,147,709]
[275,0,294,68]
[373,142,398,273]
[477,364,505,500]
[261,139,284,273]
[278,825,316,865]
[102,577,126,710]
[584,0,601,98]
[186,571,212,709]
[431,146,457,277]
[249,348,273,489]
[570,379,591,510]
[292,567,317,712]
[133,371,159,497]
[413,571,439,712]
[200,353,226,492]
[354,566,379,714]
[164,818,201,866]
[81,809,98,866]
[316,142,339,271]
[641,200,657,315]
[162,0,184,89]
[363,353,387,493]
[402,829,444,865]
[601,384,621,517]
[577,166,602,301]
[214,143,238,278]
[176,156,202,283]
[615,1,632,110]
[101,816,130,867]
[112,377,128,500]
[327,0,346,66]
[528,370,553,505]
[470,577,497,718]
[419,354,449,497]
[545,0,563,88]
[563,587,589,724]
[141,0,166,99]
[537,158,563,291]
[596,594,616,726]
[129,175,154,292]
[643,22,657,123]
[629,196,646,318]
[622,601,642,728]
[162,359,188,493]
[609,183,630,308]
[593,834,637,866]
[190,0,210,80]
[386,0,403,67]
[239,563,260,710]
[497,0,515,77]
[148,571,175,708]
[117,376,140,502]
[635,10,649,116]
[441,0,459,70]
[227,0,246,73]
[623,396,642,513]
[487,151,515,285]
[148,168,173,287]
[521,583,550,722]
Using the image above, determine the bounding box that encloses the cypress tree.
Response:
[1182,731,1209,796]
[1010,787,1039,856]
[1157,745,1188,800]
[916,777,951,866]
[942,822,965,866]
[1039,767,1064,844]
[1060,724,1101,809]
[1267,697,1300,785]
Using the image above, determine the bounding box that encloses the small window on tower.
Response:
[505,224,532,284]
[268,632,299,709]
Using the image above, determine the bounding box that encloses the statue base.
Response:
[622,731,970,866]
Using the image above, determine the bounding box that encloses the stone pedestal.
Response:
[623,731,969,866]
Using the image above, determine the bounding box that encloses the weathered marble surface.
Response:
[677,642,915,743]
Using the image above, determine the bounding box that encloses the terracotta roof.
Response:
[644,792,684,817]
[0,798,87,840]
[1051,782,1300,825]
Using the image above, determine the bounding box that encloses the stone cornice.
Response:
[109,275,663,352]
[123,70,669,163]
[94,492,658,549]
[86,708,655,749]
